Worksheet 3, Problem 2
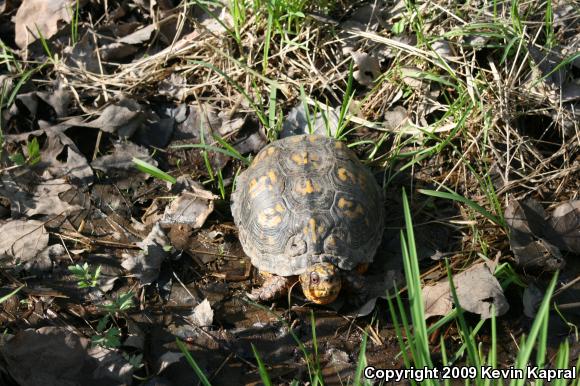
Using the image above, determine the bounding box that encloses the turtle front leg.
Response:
[247,274,297,302]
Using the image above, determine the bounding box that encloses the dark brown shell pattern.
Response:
[231,134,385,276]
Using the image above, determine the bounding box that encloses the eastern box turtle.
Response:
[231,134,384,304]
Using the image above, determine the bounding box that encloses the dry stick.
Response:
[554,275,580,298]
[555,302,580,311]
[53,231,142,249]
[89,15,108,103]
[196,326,257,369]
[209,352,235,382]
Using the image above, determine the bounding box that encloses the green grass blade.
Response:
[511,272,559,386]
[386,291,412,368]
[353,333,369,386]
[34,25,54,60]
[310,310,321,374]
[199,123,214,181]
[551,340,569,386]
[401,189,432,369]
[189,60,268,127]
[263,10,274,75]
[172,142,250,165]
[268,84,278,137]
[444,259,481,373]
[244,300,317,382]
[0,285,24,303]
[336,61,354,139]
[176,338,213,386]
[251,343,273,386]
[132,158,176,184]
[419,188,504,227]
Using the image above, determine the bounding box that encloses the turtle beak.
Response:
[299,263,341,304]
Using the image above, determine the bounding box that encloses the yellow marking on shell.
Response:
[254,147,277,163]
[291,151,308,165]
[249,179,258,190]
[295,179,320,195]
[337,167,351,181]
[290,136,303,143]
[335,141,345,149]
[338,197,350,209]
[290,151,320,167]
[257,208,282,228]
[248,174,275,198]
[267,170,277,183]
[337,197,365,218]
[303,218,319,243]
[308,135,319,143]
[349,204,365,218]
[275,203,285,213]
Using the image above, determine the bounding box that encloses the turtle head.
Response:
[299,262,341,304]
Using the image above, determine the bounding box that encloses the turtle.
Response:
[231,134,384,304]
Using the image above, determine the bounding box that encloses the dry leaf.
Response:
[383,106,409,131]
[505,199,565,271]
[0,0,19,15]
[0,176,84,217]
[349,270,401,317]
[156,352,183,374]
[233,126,268,155]
[187,298,214,327]
[39,131,93,185]
[431,40,455,60]
[15,86,71,119]
[13,0,72,49]
[122,223,171,286]
[86,98,145,137]
[423,262,509,319]
[0,326,132,385]
[158,73,188,101]
[100,42,138,61]
[548,200,580,253]
[280,103,340,138]
[63,33,101,73]
[522,283,543,318]
[117,23,156,45]
[162,183,217,228]
[352,51,381,86]
[173,103,220,141]
[400,66,424,89]
[25,244,65,274]
[92,141,155,173]
[87,345,134,384]
[0,219,49,262]
[199,7,233,35]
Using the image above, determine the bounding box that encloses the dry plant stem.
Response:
[196,327,257,369]
[367,324,383,346]
[553,275,580,298]
[555,302,580,311]
[53,231,142,249]
[211,260,252,281]
[209,352,235,382]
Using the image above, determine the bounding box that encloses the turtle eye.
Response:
[310,272,320,284]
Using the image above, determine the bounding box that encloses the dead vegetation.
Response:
[0,0,579,385]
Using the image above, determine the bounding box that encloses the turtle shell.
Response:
[231,134,384,276]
